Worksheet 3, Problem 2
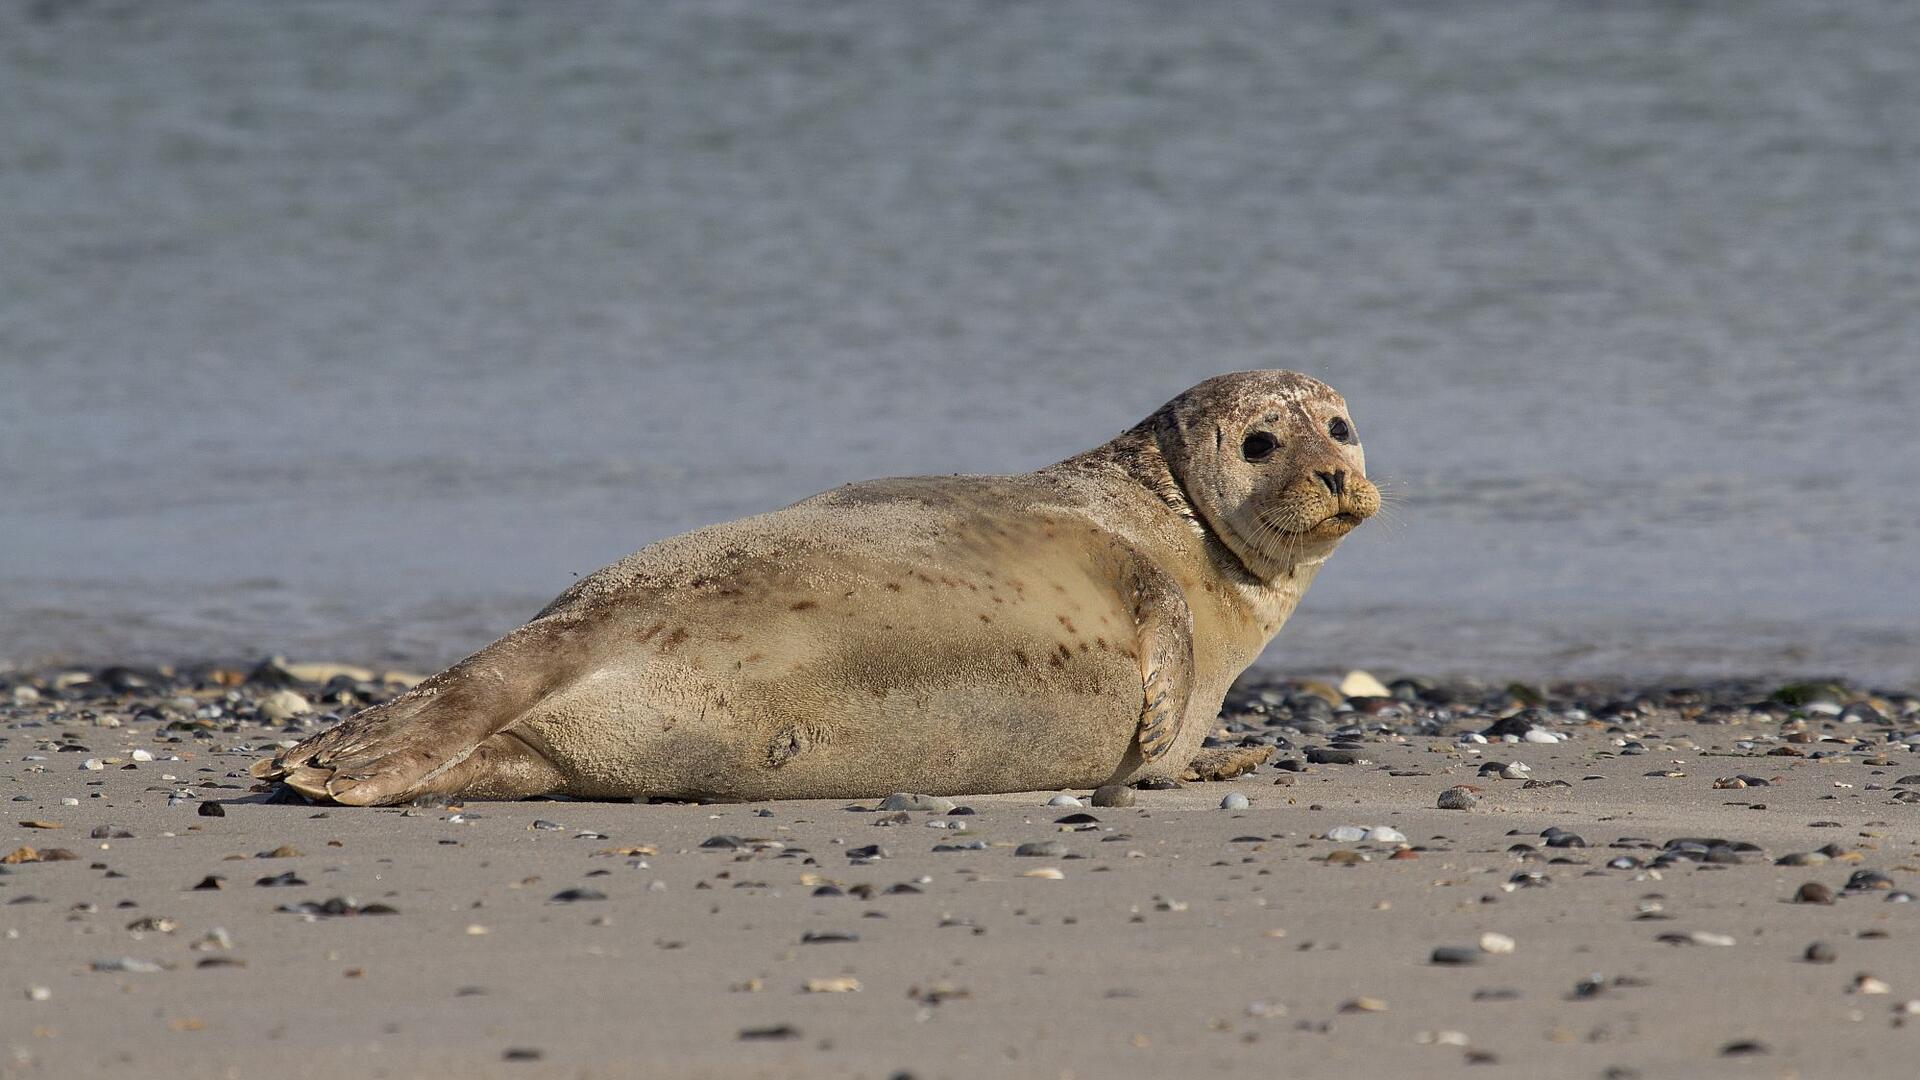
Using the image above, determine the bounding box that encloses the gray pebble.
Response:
[1090,784,1135,808]
[1437,787,1480,810]
[1015,840,1069,858]
[1220,792,1250,810]
[879,792,957,813]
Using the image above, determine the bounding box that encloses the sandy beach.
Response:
[4,664,1917,1079]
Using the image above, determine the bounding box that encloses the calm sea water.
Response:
[3,1,1917,682]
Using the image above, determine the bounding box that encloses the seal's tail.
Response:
[249,615,588,804]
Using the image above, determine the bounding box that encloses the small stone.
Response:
[1479,932,1516,955]
[1015,840,1068,858]
[198,802,226,818]
[1219,793,1250,810]
[1794,882,1835,905]
[129,749,154,762]
[1339,996,1388,1013]
[550,888,607,902]
[26,986,51,1002]
[1021,867,1065,879]
[1324,826,1367,843]
[879,793,957,814]
[1719,1040,1768,1057]
[1430,946,1479,966]
[1091,784,1135,807]
[530,819,563,831]
[257,845,303,859]
[1047,795,1083,808]
[1804,942,1837,964]
[1437,787,1480,811]
[1776,851,1828,866]
[90,957,163,974]
[502,1047,544,1061]
[1339,670,1391,698]
[81,758,105,771]
[803,976,862,993]
[1852,974,1891,995]
[1522,729,1561,744]
[1845,870,1895,892]
[260,690,314,722]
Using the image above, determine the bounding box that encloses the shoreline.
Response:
[4,663,1918,1078]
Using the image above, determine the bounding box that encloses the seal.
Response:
[252,370,1379,804]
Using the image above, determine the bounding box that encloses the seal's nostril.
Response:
[1316,470,1346,496]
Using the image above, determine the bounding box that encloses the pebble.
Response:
[1219,793,1250,810]
[1522,729,1562,744]
[1015,840,1068,858]
[1845,870,1895,892]
[260,690,314,722]
[1794,882,1835,905]
[1804,942,1837,964]
[1047,795,1083,808]
[1436,786,1480,810]
[1479,932,1516,955]
[1852,974,1891,995]
[1324,826,1367,842]
[1430,946,1480,966]
[1365,826,1406,843]
[197,801,225,817]
[879,792,957,813]
[1090,784,1135,808]
[91,957,165,974]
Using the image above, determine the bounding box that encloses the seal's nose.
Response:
[1315,469,1346,496]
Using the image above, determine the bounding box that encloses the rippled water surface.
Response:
[4,1,1917,681]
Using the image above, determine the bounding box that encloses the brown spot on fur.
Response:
[637,622,666,644]
[1012,649,1030,667]
[789,600,817,611]
[1095,636,1108,649]
[662,627,689,650]
[1056,643,1071,661]
[743,653,764,663]
[1056,615,1077,633]
[884,582,902,592]
[1049,653,1064,668]
[978,613,992,623]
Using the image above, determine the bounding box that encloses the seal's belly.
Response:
[521,536,1153,799]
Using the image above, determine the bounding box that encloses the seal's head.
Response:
[1144,370,1380,578]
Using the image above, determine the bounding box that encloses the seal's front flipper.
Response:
[1129,562,1196,764]
[250,617,587,805]
[1185,746,1271,782]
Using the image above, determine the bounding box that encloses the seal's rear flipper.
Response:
[250,616,588,805]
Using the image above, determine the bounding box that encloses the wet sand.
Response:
[4,666,1918,1079]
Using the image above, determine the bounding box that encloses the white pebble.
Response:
[1047,794,1083,807]
[130,749,154,762]
[1523,729,1561,744]
[27,985,51,1002]
[1688,931,1736,947]
[1479,932,1516,954]
[61,797,78,806]
[1459,733,1489,744]
[1325,825,1368,842]
[1365,826,1407,843]
[1220,793,1250,810]
[81,758,104,771]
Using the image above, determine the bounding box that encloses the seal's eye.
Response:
[1328,417,1354,444]
[1241,431,1278,462]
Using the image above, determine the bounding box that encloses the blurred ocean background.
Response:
[2,1,1916,682]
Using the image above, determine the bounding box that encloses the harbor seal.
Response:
[253,370,1379,804]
